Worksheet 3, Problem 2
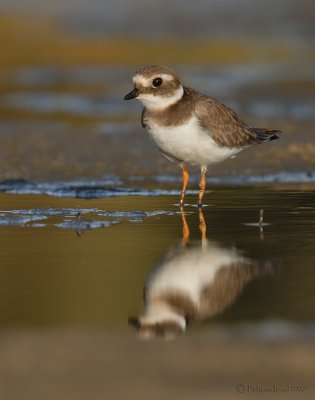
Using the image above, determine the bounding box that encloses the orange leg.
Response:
[198,208,206,240]
[180,164,189,209]
[198,168,207,207]
[181,209,190,246]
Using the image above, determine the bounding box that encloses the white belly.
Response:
[147,242,246,304]
[147,116,241,167]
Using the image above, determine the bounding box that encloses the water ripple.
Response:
[0,179,193,199]
[1,172,315,201]
[0,207,181,229]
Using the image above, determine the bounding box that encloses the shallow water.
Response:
[0,187,314,336]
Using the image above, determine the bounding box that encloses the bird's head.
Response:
[124,65,184,111]
[128,316,185,340]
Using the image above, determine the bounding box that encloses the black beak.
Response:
[124,87,139,100]
[128,316,140,328]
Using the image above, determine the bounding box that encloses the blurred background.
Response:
[0,0,314,182]
[0,2,314,400]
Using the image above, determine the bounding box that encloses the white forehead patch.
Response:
[133,75,149,86]
[133,73,175,87]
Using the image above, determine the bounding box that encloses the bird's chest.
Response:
[146,117,207,164]
[145,116,238,166]
[147,246,243,304]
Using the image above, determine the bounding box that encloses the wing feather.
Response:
[194,96,280,148]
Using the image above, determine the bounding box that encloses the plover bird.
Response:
[129,210,275,339]
[124,65,280,207]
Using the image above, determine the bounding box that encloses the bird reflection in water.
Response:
[129,210,274,339]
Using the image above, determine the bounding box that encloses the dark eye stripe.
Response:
[152,77,163,87]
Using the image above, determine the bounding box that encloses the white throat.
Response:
[140,302,186,330]
[138,86,184,111]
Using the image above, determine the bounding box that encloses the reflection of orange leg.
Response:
[259,209,264,241]
[181,209,190,246]
[198,167,207,208]
[198,208,206,240]
[180,164,189,209]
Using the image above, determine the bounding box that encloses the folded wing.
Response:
[195,97,280,148]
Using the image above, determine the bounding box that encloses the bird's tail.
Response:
[252,128,281,143]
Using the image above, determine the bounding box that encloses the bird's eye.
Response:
[152,77,163,87]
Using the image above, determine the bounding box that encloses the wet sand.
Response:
[0,118,314,183]
[0,329,314,400]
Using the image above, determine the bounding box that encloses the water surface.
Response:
[0,187,314,335]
